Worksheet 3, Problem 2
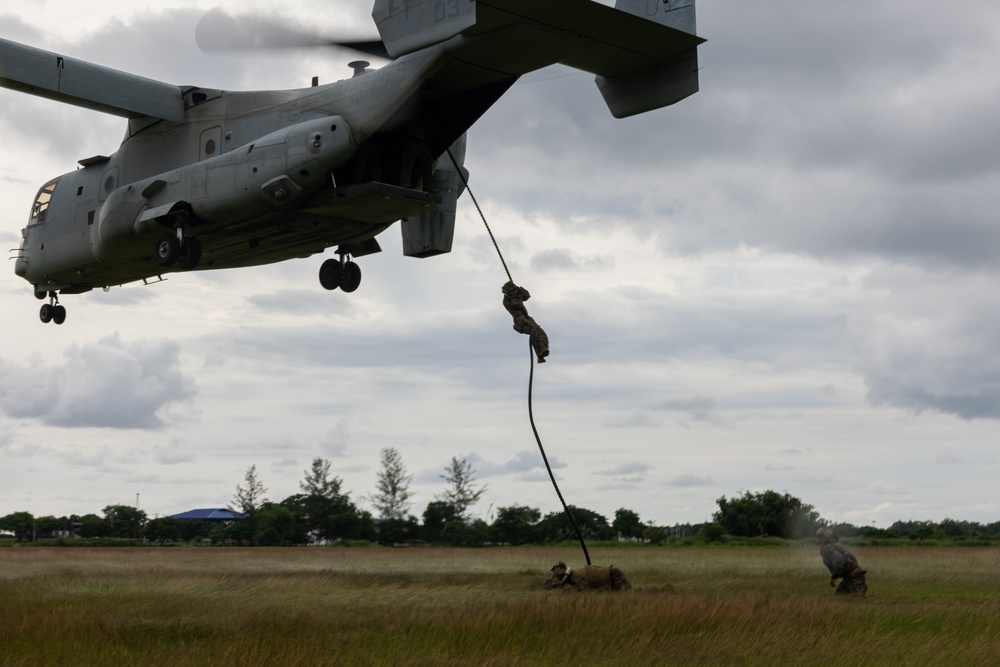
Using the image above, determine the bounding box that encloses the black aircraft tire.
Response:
[155,233,180,267]
[340,261,362,293]
[52,305,67,325]
[178,237,203,270]
[39,303,53,323]
[319,259,343,291]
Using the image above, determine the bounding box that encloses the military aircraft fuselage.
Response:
[15,47,461,293]
[3,0,704,323]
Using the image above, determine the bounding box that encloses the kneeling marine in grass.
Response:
[545,562,632,591]
[816,528,868,597]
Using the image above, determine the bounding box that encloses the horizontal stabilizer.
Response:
[595,0,700,117]
[383,0,705,118]
[473,0,704,79]
[596,47,699,118]
[0,38,185,121]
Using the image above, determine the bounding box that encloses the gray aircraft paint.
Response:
[1,0,703,320]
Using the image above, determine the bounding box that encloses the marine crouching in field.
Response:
[545,562,632,592]
[816,528,868,597]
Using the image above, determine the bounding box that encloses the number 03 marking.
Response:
[434,0,461,22]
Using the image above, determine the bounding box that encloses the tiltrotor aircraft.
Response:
[2,0,703,325]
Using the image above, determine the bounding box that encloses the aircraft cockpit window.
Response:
[29,179,59,225]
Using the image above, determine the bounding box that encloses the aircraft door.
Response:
[200,126,223,160]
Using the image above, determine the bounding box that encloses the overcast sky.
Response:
[2,1,999,529]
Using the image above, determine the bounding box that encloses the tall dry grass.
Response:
[1,546,999,666]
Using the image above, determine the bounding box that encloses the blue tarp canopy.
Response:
[169,508,245,521]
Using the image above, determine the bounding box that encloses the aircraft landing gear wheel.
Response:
[155,233,180,267]
[340,261,362,293]
[177,237,202,270]
[319,258,343,291]
[39,293,66,324]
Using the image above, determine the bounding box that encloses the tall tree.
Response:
[535,505,612,542]
[612,508,645,540]
[438,456,486,520]
[422,500,458,543]
[295,457,370,543]
[143,517,182,544]
[102,504,148,539]
[492,505,541,545]
[300,457,343,499]
[77,514,105,539]
[255,502,307,546]
[33,516,65,538]
[229,465,268,544]
[232,464,268,515]
[371,447,413,521]
[713,490,821,539]
[0,512,35,542]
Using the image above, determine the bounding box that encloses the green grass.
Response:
[1,546,999,665]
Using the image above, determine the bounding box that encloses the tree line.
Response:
[4,452,1000,546]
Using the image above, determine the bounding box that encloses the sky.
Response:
[2,1,999,529]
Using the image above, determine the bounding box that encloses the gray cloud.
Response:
[0,335,195,428]
[669,474,714,487]
[848,266,1000,419]
[153,441,195,465]
[4,1,1000,526]
[605,410,660,429]
[320,421,351,457]
[246,289,357,316]
[595,461,654,477]
[465,450,566,479]
[654,396,715,413]
[529,248,614,273]
[469,2,1000,273]
[650,396,736,428]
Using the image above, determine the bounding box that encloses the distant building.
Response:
[169,508,246,521]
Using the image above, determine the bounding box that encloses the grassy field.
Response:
[1,545,999,666]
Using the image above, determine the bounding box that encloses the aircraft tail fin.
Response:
[372,0,703,119]
[595,0,700,118]
[371,0,476,58]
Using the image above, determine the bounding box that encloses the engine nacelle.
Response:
[401,135,466,258]
[94,116,354,262]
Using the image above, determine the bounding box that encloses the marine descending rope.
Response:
[447,148,592,566]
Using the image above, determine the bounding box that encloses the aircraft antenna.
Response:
[447,148,592,566]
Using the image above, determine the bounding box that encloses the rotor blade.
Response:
[195,10,327,50]
[195,9,389,59]
[330,40,391,61]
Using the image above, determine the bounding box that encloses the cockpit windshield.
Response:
[30,178,59,225]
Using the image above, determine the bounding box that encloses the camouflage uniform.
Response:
[545,562,631,591]
[502,281,550,363]
[817,528,867,597]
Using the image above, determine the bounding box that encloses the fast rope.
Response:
[448,149,592,566]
